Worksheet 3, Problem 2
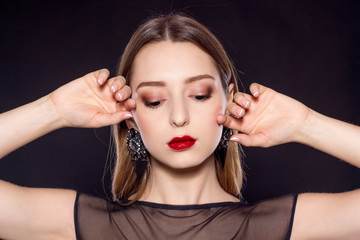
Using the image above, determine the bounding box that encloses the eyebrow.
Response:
[136,74,215,90]
[186,74,215,83]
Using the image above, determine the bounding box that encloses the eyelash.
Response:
[193,94,211,101]
[144,100,162,108]
[143,94,212,109]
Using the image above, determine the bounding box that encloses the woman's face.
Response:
[130,40,231,169]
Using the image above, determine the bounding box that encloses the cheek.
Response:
[133,112,151,134]
[133,108,155,135]
[193,95,226,125]
[192,98,225,143]
[132,107,167,151]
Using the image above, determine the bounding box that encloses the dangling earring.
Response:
[126,128,149,179]
[215,127,232,168]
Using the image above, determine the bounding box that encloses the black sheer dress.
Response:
[75,192,297,240]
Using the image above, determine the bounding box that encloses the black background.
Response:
[0,0,359,203]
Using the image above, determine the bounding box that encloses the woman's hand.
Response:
[48,69,135,128]
[217,83,311,147]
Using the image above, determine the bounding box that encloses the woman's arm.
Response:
[218,83,360,239]
[292,189,360,240]
[0,69,135,239]
[292,110,360,239]
[0,180,77,240]
[0,69,134,158]
[0,95,62,159]
[295,109,360,167]
[218,83,360,166]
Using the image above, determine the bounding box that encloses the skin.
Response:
[0,40,360,239]
[127,41,237,204]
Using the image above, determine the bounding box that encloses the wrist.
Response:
[41,95,67,130]
[293,109,322,146]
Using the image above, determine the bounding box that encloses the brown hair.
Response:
[112,13,244,203]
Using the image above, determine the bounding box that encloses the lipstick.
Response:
[168,135,196,151]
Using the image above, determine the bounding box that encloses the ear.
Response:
[125,117,138,130]
[227,83,235,104]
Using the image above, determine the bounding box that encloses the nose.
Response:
[169,99,189,127]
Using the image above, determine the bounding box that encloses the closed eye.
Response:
[194,95,211,101]
[145,100,162,108]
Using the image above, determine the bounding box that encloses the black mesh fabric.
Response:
[75,192,297,240]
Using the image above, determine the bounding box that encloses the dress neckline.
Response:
[132,200,245,210]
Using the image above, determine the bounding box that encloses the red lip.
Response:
[168,135,196,151]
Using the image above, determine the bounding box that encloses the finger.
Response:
[226,102,245,118]
[249,83,266,97]
[217,114,243,130]
[122,98,136,111]
[95,69,110,86]
[217,114,226,125]
[93,111,133,127]
[115,85,132,101]
[232,93,251,109]
[230,133,271,148]
[109,76,126,93]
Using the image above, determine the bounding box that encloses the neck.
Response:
[139,154,239,205]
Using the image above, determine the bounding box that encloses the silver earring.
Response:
[126,128,149,179]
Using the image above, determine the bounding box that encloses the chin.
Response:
[170,159,205,170]
[151,152,213,171]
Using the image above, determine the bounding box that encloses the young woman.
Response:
[0,14,360,240]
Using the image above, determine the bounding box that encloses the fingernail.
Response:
[97,78,103,85]
[230,136,240,142]
[111,85,118,93]
[244,100,250,108]
[122,113,133,120]
[238,109,244,117]
[117,92,123,101]
[253,90,259,97]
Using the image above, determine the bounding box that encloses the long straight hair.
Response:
[112,14,244,203]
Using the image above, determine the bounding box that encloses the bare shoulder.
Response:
[0,180,77,240]
[291,189,360,240]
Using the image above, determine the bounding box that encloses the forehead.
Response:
[130,41,220,87]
